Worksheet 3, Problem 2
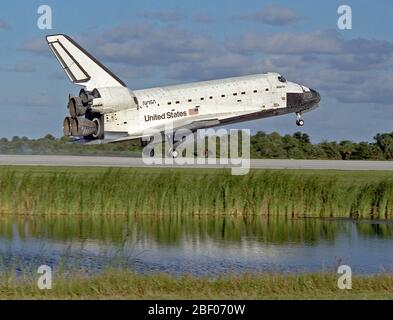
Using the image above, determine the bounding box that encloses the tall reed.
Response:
[0,168,392,218]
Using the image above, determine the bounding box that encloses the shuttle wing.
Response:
[46,34,126,90]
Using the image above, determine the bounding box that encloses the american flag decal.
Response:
[188,107,199,115]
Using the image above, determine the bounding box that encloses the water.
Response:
[1,215,393,276]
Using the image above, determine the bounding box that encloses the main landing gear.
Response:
[168,148,179,158]
[143,131,194,158]
[166,133,180,158]
[296,112,304,127]
[166,131,196,158]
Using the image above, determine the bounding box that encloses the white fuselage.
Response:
[46,34,320,143]
[102,72,314,140]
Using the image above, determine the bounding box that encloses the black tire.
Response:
[143,147,155,157]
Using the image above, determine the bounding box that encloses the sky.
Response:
[0,0,392,142]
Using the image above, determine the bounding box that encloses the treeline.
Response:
[250,131,392,160]
[0,135,141,157]
[1,131,393,160]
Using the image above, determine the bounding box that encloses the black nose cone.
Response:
[309,88,321,105]
[287,89,321,109]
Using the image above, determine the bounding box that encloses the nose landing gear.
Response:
[296,113,304,127]
[296,119,304,127]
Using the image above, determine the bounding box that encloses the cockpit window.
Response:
[278,75,286,83]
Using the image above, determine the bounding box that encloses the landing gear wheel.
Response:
[296,113,304,127]
[168,148,179,158]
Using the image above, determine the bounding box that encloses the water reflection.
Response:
[0,215,393,275]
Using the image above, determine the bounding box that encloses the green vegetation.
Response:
[250,131,386,160]
[1,166,393,218]
[0,134,141,157]
[1,270,393,299]
[2,131,393,160]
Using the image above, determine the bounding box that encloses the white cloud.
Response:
[7,60,35,73]
[20,24,393,106]
[0,19,10,30]
[0,93,57,108]
[137,10,184,22]
[227,30,393,56]
[193,14,214,23]
[20,37,49,55]
[235,5,302,26]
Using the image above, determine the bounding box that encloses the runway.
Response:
[0,154,393,170]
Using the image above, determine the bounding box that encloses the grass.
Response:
[1,166,393,218]
[1,270,393,299]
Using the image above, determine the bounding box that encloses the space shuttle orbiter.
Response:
[47,34,320,157]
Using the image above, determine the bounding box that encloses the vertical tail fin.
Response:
[46,34,126,90]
